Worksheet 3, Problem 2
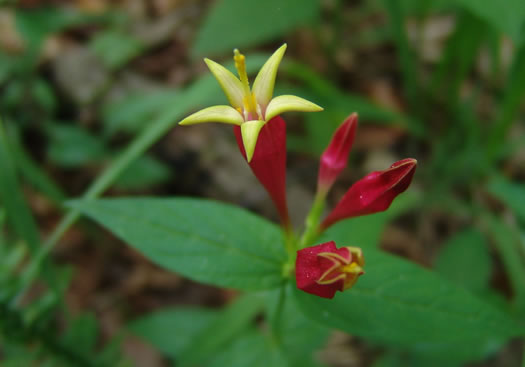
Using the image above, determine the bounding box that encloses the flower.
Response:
[295,241,364,299]
[233,115,290,228]
[321,158,417,230]
[318,113,358,194]
[179,44,323,162]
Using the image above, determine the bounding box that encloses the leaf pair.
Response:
[71,197,525,350]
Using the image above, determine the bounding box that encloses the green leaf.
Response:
[102,89,179,137]
[276,284,330,367]
[114,155,172,190]
[9,129,65,203]
[128,308,218,358]
[434,228,492,292]
[192,0,320,57]
[489,44,525,156]
[61,313,99,353]
[90,30,145,70]
[294,247,524,345]
[451,0,525,43]
[406,338,503,365]
[0,122,41,252]
[430,12,486,108]
[208,327,288,367]
[177,294,264,367]
[15,7,97,54]
[382,0,419,113]
[484,213,525,308]
[46,123,107,167]
[68,198,287,290]
[487,175,525,223]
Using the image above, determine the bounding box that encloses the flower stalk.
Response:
[299,190,325,249]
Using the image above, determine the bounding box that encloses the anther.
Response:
[233,49,258,116]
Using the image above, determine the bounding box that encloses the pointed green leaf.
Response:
[265,94,323,122]
[129,308,218,359]
[208,327,288,367]
[294,247,524,345]
[179,105,244,126]
[452,0,525,43]
[487,175,525,223]
[204,58,244,109]
[68,198,286,290]
[434,229,491,293]
[192,0,319,57]
[252,44,287,108]
[241,120,266,162]
[273,284,330,366]
[178,294,265,367]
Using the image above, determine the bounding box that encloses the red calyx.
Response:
[321,158,417,230]
[234,116,290,228]
[318,113,358,193]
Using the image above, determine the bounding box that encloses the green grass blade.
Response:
[0,120,41,252]
[382,0,419,113]
[430,11,486,110]
[483,213,525,310]
[488,44,525,158]
[9,128,66,203]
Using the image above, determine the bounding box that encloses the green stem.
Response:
[15,101,188,301]
[299,190,326,249]
[0,120,42,253]
[487,44,525,162]
[383,0,420,116]
[268,285,286,346]
[482,212,525,310]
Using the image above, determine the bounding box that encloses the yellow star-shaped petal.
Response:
[178,44,323,162]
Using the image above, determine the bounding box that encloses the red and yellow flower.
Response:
[296,241,365,299]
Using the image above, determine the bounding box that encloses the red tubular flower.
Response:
[234,116,290,228]
[295,241,364,299]
[321,158,417,230]
[318,113,358,194]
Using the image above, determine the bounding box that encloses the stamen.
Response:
[234,49,250,94]
[341,262,363,275]
[233,49,258,115]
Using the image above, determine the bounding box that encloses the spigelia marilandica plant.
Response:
[178,45,417,298]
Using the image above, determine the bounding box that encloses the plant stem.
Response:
[382,0,420,116]
[15,100,188,301]
[269,285,286,346]
[0,120,42,253]
[299,191,326,249]
[482,212,525,310]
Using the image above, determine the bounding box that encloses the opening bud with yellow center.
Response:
[296,241,365,299]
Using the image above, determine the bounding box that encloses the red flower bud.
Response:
[234,116,290,228]
[321,158,417,230]
[295,241,364,299]
[318,113,358,193]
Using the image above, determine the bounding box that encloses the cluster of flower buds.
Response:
[179,45,417,299]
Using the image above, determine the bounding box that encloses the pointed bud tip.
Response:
[396,158,418,168]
